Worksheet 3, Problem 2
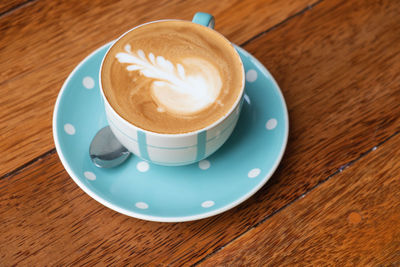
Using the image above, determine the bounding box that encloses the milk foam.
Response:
[116,44,222,115]
[101,20,244,134]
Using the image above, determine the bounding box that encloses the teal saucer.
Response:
[53,43,288,222]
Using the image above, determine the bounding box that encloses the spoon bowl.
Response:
[89,126,130,168]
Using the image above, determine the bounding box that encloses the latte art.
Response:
[116,44,222,115]
[101,20,244,133]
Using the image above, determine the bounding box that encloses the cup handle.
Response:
[192,12,215,29]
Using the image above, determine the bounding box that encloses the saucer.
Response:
[53,43,288,222]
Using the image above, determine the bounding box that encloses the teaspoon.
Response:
[89,126,130,168]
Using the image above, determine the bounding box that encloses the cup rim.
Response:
[99,19,245,137]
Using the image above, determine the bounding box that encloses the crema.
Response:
[101,20,243,134]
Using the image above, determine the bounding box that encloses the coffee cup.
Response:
[100,12,245,166]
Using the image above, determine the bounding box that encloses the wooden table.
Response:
[1,0,399,265]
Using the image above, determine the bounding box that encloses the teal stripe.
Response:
[108,114,238,150]
[137,131,149,160]
[196,131,207,161]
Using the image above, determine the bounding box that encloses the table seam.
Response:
[191,130,400,266]
[0,0,38,18]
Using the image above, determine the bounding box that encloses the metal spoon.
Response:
[89,126,130,168]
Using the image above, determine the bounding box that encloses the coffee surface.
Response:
[101,20,243,134]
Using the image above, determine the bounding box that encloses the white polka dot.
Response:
[157,106,165,112]
[135,202,148,209]
[137,161,149,172]
[246,69,258,82]
[83,76,95,89]
[84,171,96,180]
[266,118,278,130]
[64,123,76,135]
[201,200,214,208]
[248,168,261,178]
[198,160,210,170]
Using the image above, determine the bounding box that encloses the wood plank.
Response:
[0,0,30,15]
[0,153,272,266]
[200,133,400,266]
[1,0,400,265]
[0,0,318,176]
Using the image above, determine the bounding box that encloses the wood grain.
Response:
[0,0,318,176]
[0,0,31,15]
[200,133,400,266]
[0,153,280,266]
[1,0,400,265]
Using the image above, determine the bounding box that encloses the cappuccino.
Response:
[101,20,243,134]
